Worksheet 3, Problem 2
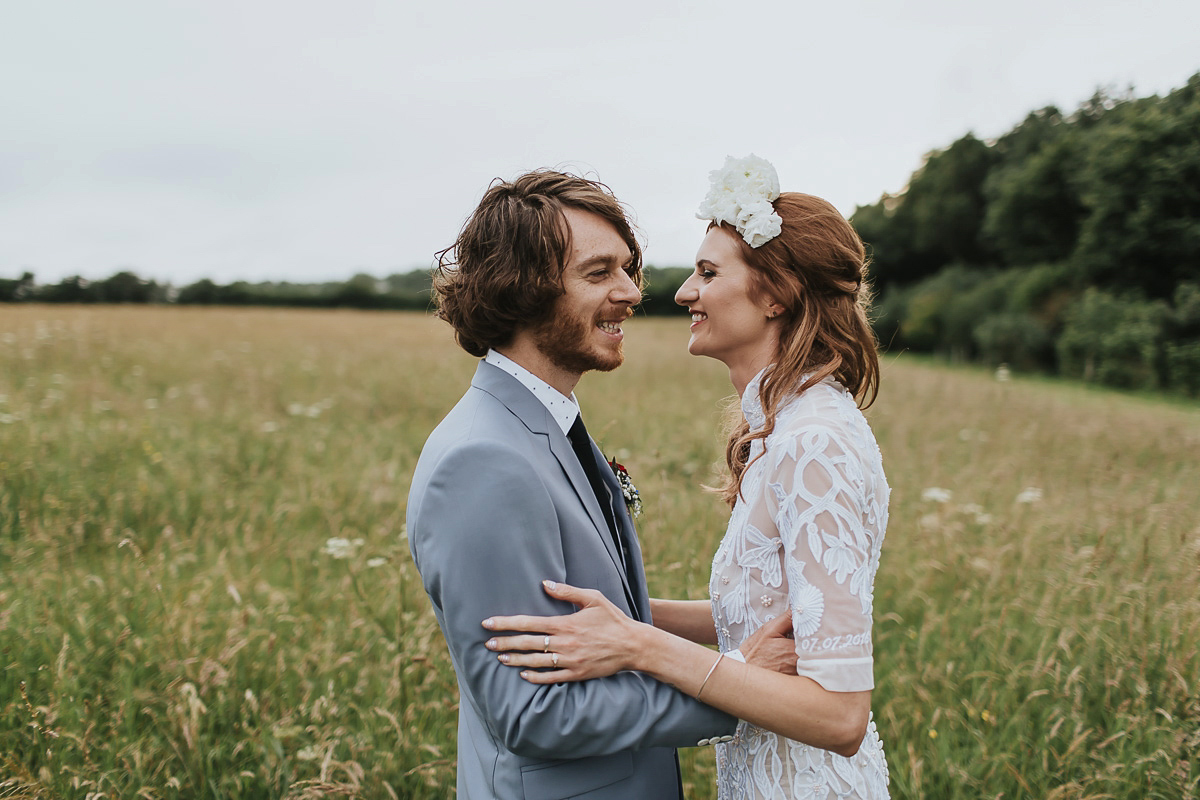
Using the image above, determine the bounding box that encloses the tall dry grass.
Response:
[1,306,1197,798]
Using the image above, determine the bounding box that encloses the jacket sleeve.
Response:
[409,438,736,759]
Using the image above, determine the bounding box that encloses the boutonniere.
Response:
[608,458,643,518]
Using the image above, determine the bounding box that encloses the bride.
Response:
[484,155,891,799]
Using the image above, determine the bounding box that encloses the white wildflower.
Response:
[287,403,305,416]
[0,413,15,424]
[366,557,387,568]
[144,398,159,410]
[921,487,953,503]
[1015,487,1043,504]
[259,421,279,433]
[323,537,365,560]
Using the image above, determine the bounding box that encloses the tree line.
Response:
[5,73,1199,394]
[0,270,432,310]
[0,267,695,315]
[852,72,1200,395]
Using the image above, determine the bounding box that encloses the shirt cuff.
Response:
[725,648,746,663]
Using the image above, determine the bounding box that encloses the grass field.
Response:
[2,305,1198,799]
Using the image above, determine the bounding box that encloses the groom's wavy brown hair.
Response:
[434,170,643,357]
[717,192,881,507]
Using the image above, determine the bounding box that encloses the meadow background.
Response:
[1,305,1198,799]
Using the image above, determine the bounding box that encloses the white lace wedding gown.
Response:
[710,371,890,799]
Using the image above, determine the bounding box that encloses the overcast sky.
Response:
[2,0,1197,285]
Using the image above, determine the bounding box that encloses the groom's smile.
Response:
[531,207,640,378]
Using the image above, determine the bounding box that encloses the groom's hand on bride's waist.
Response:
[740,611,798,676]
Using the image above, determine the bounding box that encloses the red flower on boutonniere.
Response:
[608,458,643,518]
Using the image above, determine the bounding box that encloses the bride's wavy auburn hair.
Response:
[717,192,880,508]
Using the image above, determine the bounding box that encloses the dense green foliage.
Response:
[854,74,1200,395]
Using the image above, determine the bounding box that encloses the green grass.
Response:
[1,306,1197,798]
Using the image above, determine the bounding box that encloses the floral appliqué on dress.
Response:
[710,371,891,799]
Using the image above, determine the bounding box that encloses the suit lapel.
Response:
[590,441,650,621]
[472,363,638,615]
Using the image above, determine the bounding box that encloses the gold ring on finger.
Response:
[551,652,559,667]
[543,635,551,652]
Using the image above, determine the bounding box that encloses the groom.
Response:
[407,170,745,799]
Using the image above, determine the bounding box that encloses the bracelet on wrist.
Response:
[696,652,725,699]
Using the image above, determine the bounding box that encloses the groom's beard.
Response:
[533,309,624,375]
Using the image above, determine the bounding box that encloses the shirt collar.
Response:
[485,349,578,435]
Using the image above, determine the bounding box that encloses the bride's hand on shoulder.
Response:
[482,580,644,684]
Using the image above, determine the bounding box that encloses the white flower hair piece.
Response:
[696,154,783,248]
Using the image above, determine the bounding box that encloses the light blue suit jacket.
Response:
[407,362,736,799]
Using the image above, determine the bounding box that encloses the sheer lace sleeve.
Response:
[758,418,877,692]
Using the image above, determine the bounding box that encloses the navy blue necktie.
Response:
[567,415,637,618]
[567,415,620,543]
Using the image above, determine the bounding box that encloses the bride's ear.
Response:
[765,301,785,320]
